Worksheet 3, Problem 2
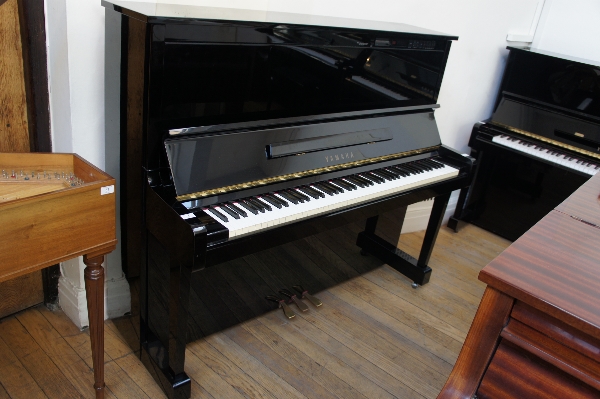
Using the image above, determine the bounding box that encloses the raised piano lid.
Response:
[491,46,600,156]
[102,0,455,38]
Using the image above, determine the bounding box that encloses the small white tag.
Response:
[180,213,195,220]
[101,185,115,195]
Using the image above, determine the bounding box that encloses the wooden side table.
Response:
[439,173,600,399]
[0,152,117,399]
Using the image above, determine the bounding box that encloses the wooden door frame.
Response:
[16,0,57,306]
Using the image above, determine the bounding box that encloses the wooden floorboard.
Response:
[0,223,510,399]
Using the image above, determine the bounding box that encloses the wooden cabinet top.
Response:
[480,173,600,341]
[0,153,117,282]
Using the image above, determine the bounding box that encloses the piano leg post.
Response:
[83,254,105,399]
[447,187,468,232]
[418,192,450,268]
[356,205,433,286]
[141,232,193,399]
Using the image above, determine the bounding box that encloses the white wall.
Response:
[45,0,130,328]
[532,0,600,63]
[44,0,547,322]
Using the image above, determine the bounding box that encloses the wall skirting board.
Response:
[401,190,459,234]
[58,258,131,329]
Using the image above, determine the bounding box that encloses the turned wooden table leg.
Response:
[83,254,106,399]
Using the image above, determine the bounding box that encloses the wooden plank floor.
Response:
[0,223,510,399]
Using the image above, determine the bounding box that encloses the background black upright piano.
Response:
[103,3,473,398]
[450,47,600,241]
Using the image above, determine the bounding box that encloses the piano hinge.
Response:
[490,122,600,161]
[175,144,441,201]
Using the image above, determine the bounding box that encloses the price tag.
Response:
[101,185,115,195]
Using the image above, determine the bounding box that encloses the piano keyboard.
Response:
[492,134,599,176]
[193,159,458,239]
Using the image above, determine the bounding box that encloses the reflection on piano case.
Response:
[450,46,600,241]
[104,3,473,398]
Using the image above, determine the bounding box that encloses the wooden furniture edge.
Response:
[479,270,600,342]
[0,240,117,283]
[437,286,514,399]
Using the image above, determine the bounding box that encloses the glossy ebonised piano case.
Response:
[450,47,600,241]
[104,2,473,397]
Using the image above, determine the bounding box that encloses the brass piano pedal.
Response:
[279,289,309,312]
[293,285,323,307]
[266,295,295,319]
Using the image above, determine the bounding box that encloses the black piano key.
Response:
[361,173,383,183]
[267,193,289,207]
[343,176,366,188]
[394,165,415,175]
[417,161,433,171]
[205,207,228,223]
[422,159,442,169]
[292,188,312,201]
[305,185,326,198]
[278,190,300,204]
[238,200,259,215]
[287,189,309,202]
[371,170,393,181]
[328,180,349,191]
[377,169,398,179]
[297,186,320,199]
[401,164,421,174]
[383,168,401,178]
[254,197,272,211]
[313,183,335,195]
[332,178,356,190]
[315,181,338,195]
[324,181,344,193]
[247,198,267,212]
[388,166,409,176]
[261,195,282,209]
[408,163,426,173]
[351,174,373,186]
[227,202,247,217]
[219,205,240,219]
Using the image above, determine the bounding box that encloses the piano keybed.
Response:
[182,158,459,240]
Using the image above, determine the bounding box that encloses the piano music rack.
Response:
[0,152,116,399]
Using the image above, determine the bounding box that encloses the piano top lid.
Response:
[101,0,457,39]
[508,46,600,69]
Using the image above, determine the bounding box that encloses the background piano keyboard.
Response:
[491,134,599,176]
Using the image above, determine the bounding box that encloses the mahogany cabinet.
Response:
[438,173,600,398]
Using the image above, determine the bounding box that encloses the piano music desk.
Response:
[0,152,116,399]
[439,173,600,398]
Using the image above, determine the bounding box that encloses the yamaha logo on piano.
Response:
[325,152,354,163]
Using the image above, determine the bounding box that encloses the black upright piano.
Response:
[450,47,600,241]
[103,2,473,398]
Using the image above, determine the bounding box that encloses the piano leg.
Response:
[448,150,479,232]
[356,193,451,286]
[140,232,194,399]
[83,254,106,399]
[447,185,469,232]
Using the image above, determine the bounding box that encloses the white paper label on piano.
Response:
[101,185,115,195]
